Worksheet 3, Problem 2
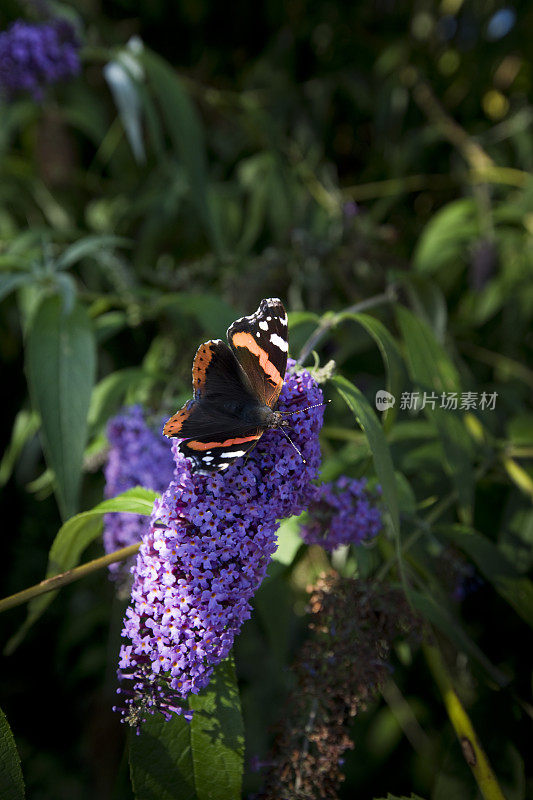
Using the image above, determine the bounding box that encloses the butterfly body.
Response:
[164,298,289,473]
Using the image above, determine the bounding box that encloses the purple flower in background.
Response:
[342,200,360,219]
[0,19,80,101]
[103,406,175,580]
[115,362,324,729]
[300,476,382,551]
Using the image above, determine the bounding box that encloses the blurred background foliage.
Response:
[0,0,532,798]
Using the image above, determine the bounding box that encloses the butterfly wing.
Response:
[227,297,288,409]
[163,339,263,472]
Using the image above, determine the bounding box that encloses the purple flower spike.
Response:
[115,362,324,728]
[300,476,382,551]
[0,18,80,101]
[103,406,175,581]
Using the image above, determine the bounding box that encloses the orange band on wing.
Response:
[187,434,260,451]
[231,332,282,386]
[163,407,191,437]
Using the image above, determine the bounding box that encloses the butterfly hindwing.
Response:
[164,338,263,471]
[227,298,288,408]
[179,430,262,474]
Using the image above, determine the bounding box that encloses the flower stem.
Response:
[0,543,140,614]
[423,642,507,800]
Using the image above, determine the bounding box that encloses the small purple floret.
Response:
[0,18,80,101]
[300,476,382,550]
[103,406,175,580]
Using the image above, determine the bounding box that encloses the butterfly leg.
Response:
[243,439,260,465]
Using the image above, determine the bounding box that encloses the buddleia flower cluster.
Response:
[0,18,80,101]
[300,476,382,550]
[115,362,324,729]
[103,406,175,582]
[259,574,418,800]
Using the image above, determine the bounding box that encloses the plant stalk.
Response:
[0,543,140,614]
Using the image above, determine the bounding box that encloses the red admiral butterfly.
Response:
[164,298,295,474]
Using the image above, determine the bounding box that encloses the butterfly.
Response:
[163,298,294,473]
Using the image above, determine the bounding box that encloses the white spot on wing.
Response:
[259,320,268,330]
[223,450,247,458]
[269,333,288,352]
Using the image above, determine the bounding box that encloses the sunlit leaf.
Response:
[130,656,244,800]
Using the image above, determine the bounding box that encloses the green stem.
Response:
[423,642,507,800]
[296,287,396,366]
[0,543,140,614]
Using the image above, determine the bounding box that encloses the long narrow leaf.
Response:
[396,306,475,521]
[332,375,402,580]
[142,50,222,255]
[25,295,96,520]
[338,312,406,429]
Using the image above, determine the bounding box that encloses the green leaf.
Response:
[0,410,39,487]
[5,487,157,654]
[55,235,130,271]
[272,516,303,565]
[88,367,147,432]
[395,273,448,342]
[130,657,244,800]
[25,295,96,520]
[332,374,400,550]
[142,49,222,255]
[338,312,406,428]
[407,590,509,687]
[0,272,32,302]
[0,706,25,800]
[287,310,321,328]
[396,306,475,521]
[439,525,533,629]
[130,714,195,800]
[104,51,146,164]
[189,656,245,800]
[413,198,478,274]
[373,793,427,799]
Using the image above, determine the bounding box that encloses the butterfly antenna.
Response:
[280,399,331,417]
[276,427,307,464]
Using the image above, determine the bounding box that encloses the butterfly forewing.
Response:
[227,298,288,408]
